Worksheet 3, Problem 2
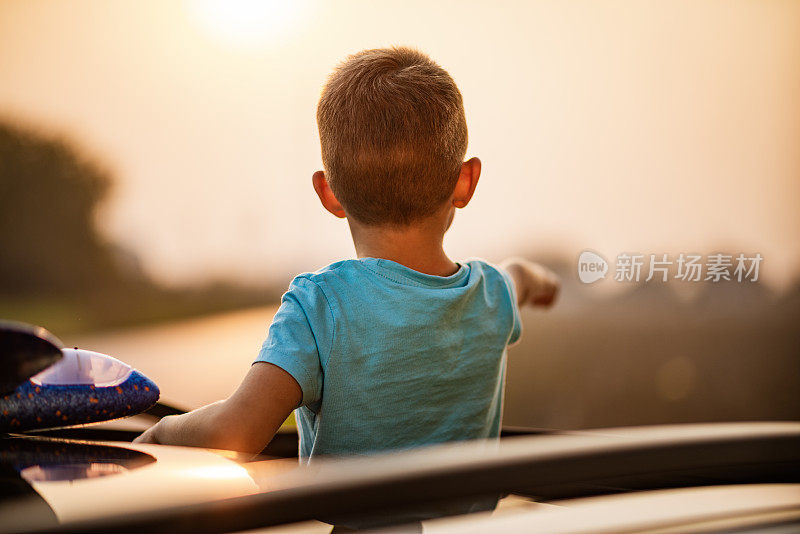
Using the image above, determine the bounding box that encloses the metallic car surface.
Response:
[1,421,798,533]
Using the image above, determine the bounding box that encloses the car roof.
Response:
[425,484,800,533]
[2,421,799,533]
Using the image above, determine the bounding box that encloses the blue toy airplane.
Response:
[0,321,159,433]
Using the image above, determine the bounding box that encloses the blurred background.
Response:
[1,0,798,430]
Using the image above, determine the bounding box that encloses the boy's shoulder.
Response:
[282,257,520,342]
[460,257,503,272]
[289,258,510,290]
[284,260,364,305]
[289,259,361,286]
[460,258,514,284]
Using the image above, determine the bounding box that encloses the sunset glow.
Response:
[187,0,303,48]
[1,1,798,289]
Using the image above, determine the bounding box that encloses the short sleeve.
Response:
[254,276,333,407]
[498,267,523,345]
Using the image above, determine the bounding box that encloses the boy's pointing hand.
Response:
[500,258,560,308]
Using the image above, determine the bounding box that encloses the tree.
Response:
[0,120,119,296]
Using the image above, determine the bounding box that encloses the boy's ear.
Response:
[312,171,346,219]
[452,157,481,209]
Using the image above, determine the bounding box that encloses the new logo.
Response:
[578,250,608,284]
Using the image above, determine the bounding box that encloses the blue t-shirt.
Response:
[255,257,521,462]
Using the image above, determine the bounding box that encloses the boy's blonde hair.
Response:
[317,47,468,226]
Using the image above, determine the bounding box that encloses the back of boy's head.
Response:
[317,47,468,226]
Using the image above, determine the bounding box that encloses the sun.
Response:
[186,0,303,49]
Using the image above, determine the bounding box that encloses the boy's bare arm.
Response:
[500,257,560,308]
[133,362,301,455]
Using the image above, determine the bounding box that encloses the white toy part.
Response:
[30,348,133,388]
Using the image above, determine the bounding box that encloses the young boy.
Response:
[135,46,558,518]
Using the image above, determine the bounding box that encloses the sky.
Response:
[1,0,799,289]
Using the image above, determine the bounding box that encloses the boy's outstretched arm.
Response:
[133,362,301,455]
[500,257,560,308]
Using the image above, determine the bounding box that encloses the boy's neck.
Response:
[347,211,458,277]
